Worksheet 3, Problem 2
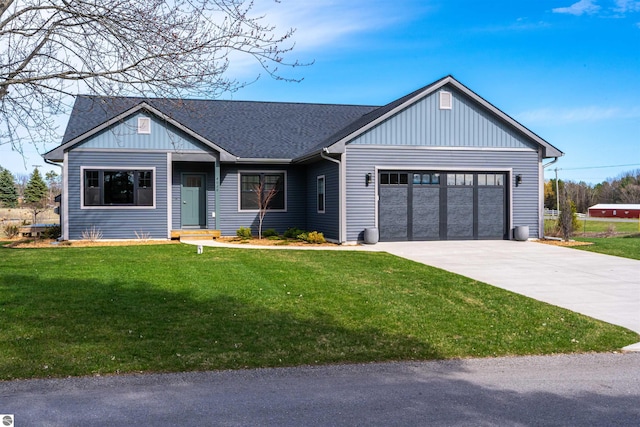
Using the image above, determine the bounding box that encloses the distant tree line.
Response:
[545,169,640,214]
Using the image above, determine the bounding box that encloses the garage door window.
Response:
[447,173,473,186]
[412,173,440,185]
[380,172,408,185]
[478,173,504,186]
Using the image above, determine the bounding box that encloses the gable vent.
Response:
[138,117,151,134]
[439,91,452,110]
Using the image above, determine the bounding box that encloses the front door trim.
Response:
[181,173,206,228]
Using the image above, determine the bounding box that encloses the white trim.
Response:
[346,145,535,152]
[375,166,513,172]
[439,91,453,110]
[339,153,347,244]
[63,152,69,240]
[236,170,288,213]
[538,151,544,239]
[80,166,157,210]
[167,153,172,238]
[137,117,151,134]
[317,175,326,214]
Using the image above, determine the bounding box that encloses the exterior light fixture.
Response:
[515,174,522,187]
[366,173,372,186]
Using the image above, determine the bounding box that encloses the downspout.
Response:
[541,157,560,239]
[321,148,344,243]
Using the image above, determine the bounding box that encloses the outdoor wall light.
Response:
[365,173,372,186]
[515,174,522,187]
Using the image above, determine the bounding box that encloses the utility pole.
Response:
[554,167,560,218]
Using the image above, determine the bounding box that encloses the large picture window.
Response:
[239,172,285,211]
[83,169,154,207]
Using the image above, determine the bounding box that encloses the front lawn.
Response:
[1,244,637,380]
[574,235,640,260]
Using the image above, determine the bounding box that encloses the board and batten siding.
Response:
[66,151,168,240]
[305,160,340,241]
[218,165,306,237]
[351,87,537,151]
[345,146,540,242]
[78,112,214,153]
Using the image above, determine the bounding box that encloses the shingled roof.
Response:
[57,96,378,160]
[46,75,562,162]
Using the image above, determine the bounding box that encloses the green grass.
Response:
[574,235,640,260]
[1,244,637,380]
[545,218,640,235]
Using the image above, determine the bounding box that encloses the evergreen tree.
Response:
[24,168,48,204]
[0,167,19,208]
[24,168,49,224]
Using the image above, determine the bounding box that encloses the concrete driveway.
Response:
[376,240,640,336]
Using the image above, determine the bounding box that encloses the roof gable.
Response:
[313,76,563,159]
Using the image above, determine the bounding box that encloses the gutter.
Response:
[543,157,559,169]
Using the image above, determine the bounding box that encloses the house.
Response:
[588,204,640,219]
[43,75,563,243]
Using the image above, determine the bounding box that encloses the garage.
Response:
[378,171,508,241]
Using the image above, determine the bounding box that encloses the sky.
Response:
[1,0,639,184]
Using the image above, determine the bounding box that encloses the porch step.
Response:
[171,229,221,240]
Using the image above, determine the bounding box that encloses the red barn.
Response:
[588,204,640,219]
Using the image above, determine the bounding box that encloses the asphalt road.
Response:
[1,353,639,426]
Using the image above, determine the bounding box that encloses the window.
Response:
[317,176,325,213]
[478,173,504,186]
[412,173,440,185]
[83,169,154,207]
[239,172,285,211]
[380,172,409,185]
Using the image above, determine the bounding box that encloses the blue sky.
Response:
[2,0,639,184]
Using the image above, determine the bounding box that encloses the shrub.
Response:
[2,223,19,239]
[42,225,61,240]
[262,228,279,238]
[298,230,326,244]
[284,227,305,239]
[81,226,103,241]
[236,226,253,239]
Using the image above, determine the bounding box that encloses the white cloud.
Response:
[225,0,420,78]
[614,0,640,13]
[552,0,601,15]
[517,106,640,124]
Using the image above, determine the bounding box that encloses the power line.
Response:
[554,163,640,171]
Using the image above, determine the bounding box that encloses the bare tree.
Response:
[1,0,303,154]
[253,175,280,239]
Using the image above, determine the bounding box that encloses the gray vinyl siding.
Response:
[305,160,340,240]
[351,87,536,150]
[218,165,306,237]
[67,151,168,240]
[171,162,217,229]
[345,146,540,241]
[78,112,213,153]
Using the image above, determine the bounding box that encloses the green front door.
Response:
[181,174,206,227]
